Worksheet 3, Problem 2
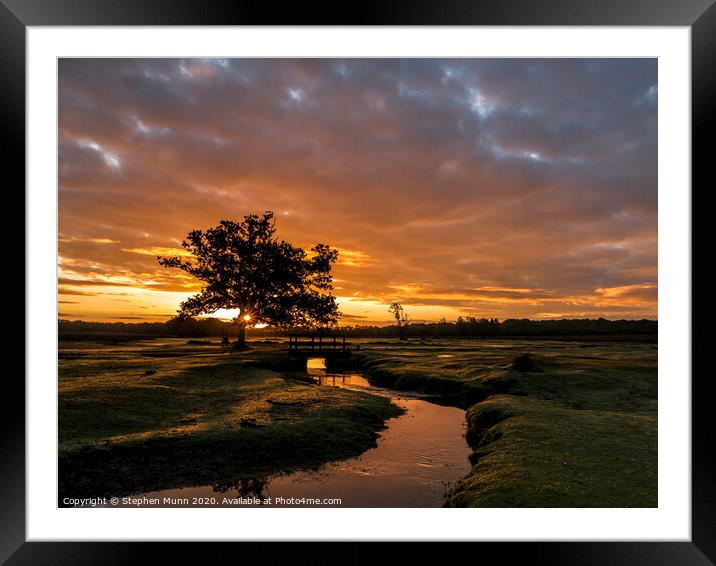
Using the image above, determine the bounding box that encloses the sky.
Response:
[58,58,658,325]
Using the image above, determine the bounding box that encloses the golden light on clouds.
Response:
[59,237,119,244]
[58,58,657,324]
[121,246,194,257]
[335,248,374,268]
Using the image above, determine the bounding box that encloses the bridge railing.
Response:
[287,334,349,353]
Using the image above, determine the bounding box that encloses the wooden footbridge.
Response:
[287,334,354,357]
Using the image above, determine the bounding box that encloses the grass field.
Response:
[59,336,657,507]
[353,338,657,507]
[58,339,402,501]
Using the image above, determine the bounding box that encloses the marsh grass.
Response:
[58,340,402,501]
[354,338,657,507]
[59,337,657,507]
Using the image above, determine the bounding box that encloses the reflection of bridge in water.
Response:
[306,357,373,391]
[318,373,349,384]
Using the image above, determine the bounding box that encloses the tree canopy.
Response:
[157,212,340,335]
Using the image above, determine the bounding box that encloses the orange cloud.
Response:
[57,58,657,323]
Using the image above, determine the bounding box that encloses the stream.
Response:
[120,358,472,508]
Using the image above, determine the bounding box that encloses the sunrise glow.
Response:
[58,58,657,324]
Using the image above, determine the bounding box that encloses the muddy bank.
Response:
[58,342,402,504]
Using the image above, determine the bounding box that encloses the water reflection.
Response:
[213,477,269,499]
[120,357,472,508]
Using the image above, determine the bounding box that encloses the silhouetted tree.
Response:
[158,212,340,349]
[389,302,410,340]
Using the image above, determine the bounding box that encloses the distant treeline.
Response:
[59,317,657,340]
[59,318,233,339]
[339,317,657,338]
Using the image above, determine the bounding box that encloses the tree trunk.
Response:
[231,320,250,351]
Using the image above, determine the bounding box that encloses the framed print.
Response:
[8,0,711,563]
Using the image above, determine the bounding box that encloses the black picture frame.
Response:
[7,1,710,563]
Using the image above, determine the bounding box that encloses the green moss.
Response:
[352,338,657,507]
[59,341,402,501]
[446,395,657,507]
[59,338,658,508]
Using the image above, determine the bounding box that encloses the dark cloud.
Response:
[58,58,657,322]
